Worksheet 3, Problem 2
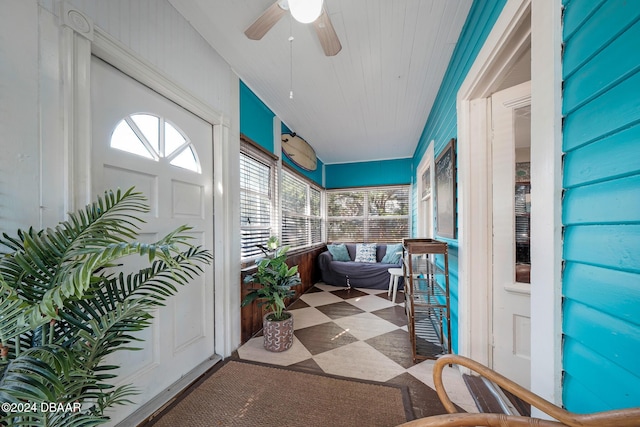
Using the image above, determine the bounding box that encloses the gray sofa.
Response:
[318,243,403,290]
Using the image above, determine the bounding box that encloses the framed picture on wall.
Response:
[435,138,457,239]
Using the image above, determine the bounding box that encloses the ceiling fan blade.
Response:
[244,1,287,40]
[313,8,342,56]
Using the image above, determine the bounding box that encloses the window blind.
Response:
[240,147,275,259]
[281,169,323,249]
[327,186,409,243]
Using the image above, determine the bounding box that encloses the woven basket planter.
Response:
[263,312,294,352]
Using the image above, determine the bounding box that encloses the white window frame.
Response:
[281,166,323,250]
[417,142,435,238]
[240,137,277,261]
[326,185,410,243]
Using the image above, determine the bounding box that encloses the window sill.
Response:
[241,243,326,272]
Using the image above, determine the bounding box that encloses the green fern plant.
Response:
[0,188,212,426]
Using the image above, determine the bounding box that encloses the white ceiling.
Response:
[169,0,472,165]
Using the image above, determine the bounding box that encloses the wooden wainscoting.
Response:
[240,244,327,344]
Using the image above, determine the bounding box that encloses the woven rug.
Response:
[149,360,413,427]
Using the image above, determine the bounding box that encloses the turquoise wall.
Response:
[240,80,274,152]
[410,0,507,353]
[241,80,410,188]
[412,0,507,163]
[239,81,324,186]
[324,158,413,189]
[561,0,640,413]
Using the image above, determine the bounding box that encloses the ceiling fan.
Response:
[244,0,342,56]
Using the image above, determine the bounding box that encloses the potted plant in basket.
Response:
[242,236,301,352]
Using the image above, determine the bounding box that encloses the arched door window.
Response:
[110,113,201,173]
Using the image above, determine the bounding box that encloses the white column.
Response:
[213,74,241,357]
[59,2,94,212]
[530,0,564,411]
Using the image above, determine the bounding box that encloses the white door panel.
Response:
[90,57,214,424]
[491,81,531,389]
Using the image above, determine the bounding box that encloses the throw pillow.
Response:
[354,243,377,263]
[381,243,403,264]
[327,244,351,262]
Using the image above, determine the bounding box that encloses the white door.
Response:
[90,57,215,423]
[490,81,531,389]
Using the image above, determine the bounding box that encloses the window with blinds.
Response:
[240,144,276,260]
[281,168,323,249]
[327,186,409,243]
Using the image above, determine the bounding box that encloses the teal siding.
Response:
[564,300,640,379]
[564,263,640,326]
[435,246,459,353]
[563,0,640,81]
[563,17,640,114]
[563,176,640,224]
[562,0,640,413]
[325,158,412,189]
[410,0,507,353]
[563,72,640,151]
[412,0,506,162]
[564,225,640,272]
[563,338,640,411]
[563,124,640,188]
[562,0,604,41]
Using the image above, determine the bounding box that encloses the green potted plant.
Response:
[0,188,212,426]
[242,236,301,352]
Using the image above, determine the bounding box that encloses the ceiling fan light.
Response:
[288,0,323,24]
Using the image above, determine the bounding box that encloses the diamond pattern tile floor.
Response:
[236,282,478,418]
[294,321,359,355]
[289,306,332,330]
[333,311,400,341]
[315,300,366,319]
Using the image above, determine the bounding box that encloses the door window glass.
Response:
[110,113,200,173]
[514,106,531,283]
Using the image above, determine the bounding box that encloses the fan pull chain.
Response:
[289,35,294,99]
[289,17,294,99]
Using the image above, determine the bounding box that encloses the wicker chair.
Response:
[398,354,640,427]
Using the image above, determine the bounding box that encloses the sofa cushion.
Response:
[344,243,357,260]
[327,243,351,262]
[381,243,403,264]
[318,243,405,290]
[354,243,377,263]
